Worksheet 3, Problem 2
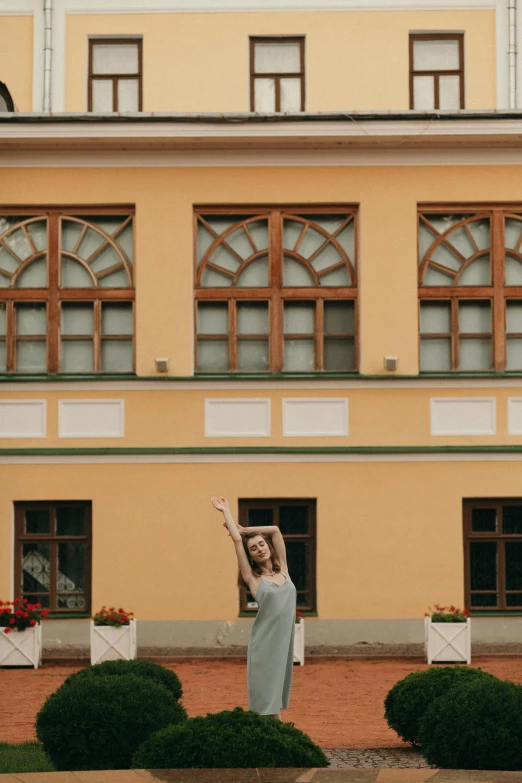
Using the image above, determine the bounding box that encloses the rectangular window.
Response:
[418,207,522,372]
[464,499,522,611]
[250,37,305,112]
[14,501,92,615]
[238,499,316,613]
[410,34,464,110]
[88,38,142,112]
[0,209,134,374]
[195,207,357,373]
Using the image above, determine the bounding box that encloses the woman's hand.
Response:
[211,496,229,512]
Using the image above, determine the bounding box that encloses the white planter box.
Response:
[90,619,137,665]
[293,619,304,666]
[424,616,471,664]
[0,624,42,668]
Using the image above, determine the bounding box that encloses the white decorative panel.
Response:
[508,398,522,435]
[205,399,270,437]
[430,398,496,436]
[283,398,349,437]
[59,400,124,438]
[0,400,46,438]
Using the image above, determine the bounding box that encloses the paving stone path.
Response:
[323,748,431,768]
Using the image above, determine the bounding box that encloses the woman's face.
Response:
[248,535,270,564]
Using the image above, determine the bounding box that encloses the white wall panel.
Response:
[59,400,124,438]
[283,398,348,436]
[205,399,270,437]
[430,398,496,436]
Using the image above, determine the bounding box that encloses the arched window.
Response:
[0,82,14,112]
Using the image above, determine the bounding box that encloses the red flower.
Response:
[36,603,41,609]
[30,619,37,626]
[41,610,49,618]
[9,618,15,625]
[3,628,12,634]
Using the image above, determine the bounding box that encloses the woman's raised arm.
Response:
[211,496,253,584]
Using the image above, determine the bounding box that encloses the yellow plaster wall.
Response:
[0,16,33,111]
[0,459,516,620]
[65,10,495,112]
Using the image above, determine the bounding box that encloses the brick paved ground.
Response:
[2,656,522,751]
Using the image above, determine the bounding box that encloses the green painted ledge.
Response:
[2,371,522,381]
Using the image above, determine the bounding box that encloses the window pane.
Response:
[117,79,139,111]
[420,302,450,334]
[25,509,50,535]
[284,339,314,371]
[324,338,355,371]
[506,301,522,333]
[226,227,257,260]
[506,592,522,607]
[0,342,5,371]
[16,258,47,288]
[90,246,122,276]
[506,257,522,285]
[197,303,228,335]
[56,507,86,536]
[471,593,497,607]
[447,226,475,259]
[459,338,491,370]
[471,508,497,533]
[247,220,269,251]
[254,79,275,112]
[503,506,522,535]
[61,258,94,288]
[280,78,301,111]
[254,42,301,74]
[98,269,130,288]
[58,594,87,610]
[27,220,47,252]
[284,302,314,334]
[458,257,490,286]
[0,303,5,335]
[470,541,497,591]
[283,257,315,286]
[469,219,491,250]
[3,226,32,260]
[61,304,94,336]
[91,79,113,112]
[505,218,522,250]
[420,338,451,371]
[506,542,522,590]
[197,340,229,372]
[16,341,47,373]
[459,301,491,333]
[248,508,274,526]
[57,543,85,592]
[507,339,522,370]
[324,302,355,334]
[279,505,309,535]
[439,75,461,109]
[236,257,269,287]
[413,39,460,70]
[92,43,139,75]
[102,303,133,335]
[237,302,268,334]
[237,340,269,371]
[284,541,309,591]
[22,543,50,593]
[319,266,352,286]
[101,340,133,372]
[413,76,434,110]
[61,341,94,373]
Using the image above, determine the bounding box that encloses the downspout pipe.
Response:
[43,0,52,112]
[509,0,517,109]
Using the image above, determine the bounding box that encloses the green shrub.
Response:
[63,658,182,701]
[131,706,329,769]
[384,665,496,747]
[419,676,522,770]
[36,673,187,771]
[0,743,54,774]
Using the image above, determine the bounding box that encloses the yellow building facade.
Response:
[2,0,522,652]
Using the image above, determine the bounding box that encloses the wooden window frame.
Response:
[88,38,143,112]
[418,204,522,373]
[238,498,317,614]
[464,498,522,612]
[194,205,358,374]
[14,501,92,616]
[0,206,135,375]
[250,36,305,112]
[409,33,464,110]
[0,82,14,112]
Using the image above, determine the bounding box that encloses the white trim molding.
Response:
[508,397,522,434]
[204,398,271,437]
[58,399,125,438]
[0,400,46,438]
[430,397,497,436]
[282,398,349,436]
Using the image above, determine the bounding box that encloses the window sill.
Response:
[46,613,91,620]
[239,611,318,618]
[470,611,522,616]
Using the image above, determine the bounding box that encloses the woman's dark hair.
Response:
[237,533,281,588]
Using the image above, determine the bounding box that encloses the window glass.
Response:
[413,39,460,70]
[254,42,301,73]
[91,80,113,112]
[92,43,139,75]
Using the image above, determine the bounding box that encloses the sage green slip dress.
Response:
[247,571,297,715]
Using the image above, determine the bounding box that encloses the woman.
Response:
[211,496,296,720]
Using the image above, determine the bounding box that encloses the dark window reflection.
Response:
[25,510,50,535]
[503,506,522,534]
[471,508,497,533]
[285,541,309,591]
[279,505,309,535]
[470,541,497,590]
[248,508,273,526]
[56,507,86,536]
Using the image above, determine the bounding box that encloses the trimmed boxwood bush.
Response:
[384,665,496,747]
[36,673,187,771]
[62,658,183,701]
[131,707,329,769]
[419,676,522,770]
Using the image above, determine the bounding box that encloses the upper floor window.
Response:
[0,82,14,112]
[250,37,305,112]
[0,209,134,374]
[410,33,464,110]
[195,207,357,373]
[88,38,142,112]
[418,207,522,373]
